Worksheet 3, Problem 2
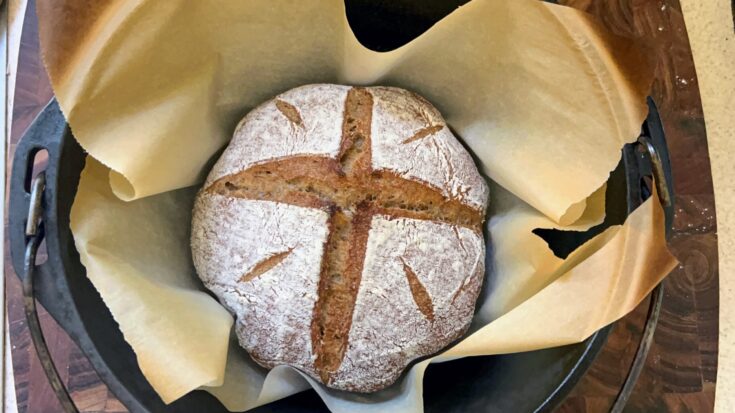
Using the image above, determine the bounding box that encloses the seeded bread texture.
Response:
[191,84,489,392]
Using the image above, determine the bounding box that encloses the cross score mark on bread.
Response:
[193,85,488,392]
[206,88,484,385]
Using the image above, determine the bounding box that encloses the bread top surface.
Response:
[192,84,489,392]
[205,84,488,210]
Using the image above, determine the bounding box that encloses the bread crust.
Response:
[191,84,488,392]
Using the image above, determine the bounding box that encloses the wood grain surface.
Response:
[4,0,718,412]
[557,1,718,411]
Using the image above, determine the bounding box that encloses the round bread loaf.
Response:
[191,84,489,393]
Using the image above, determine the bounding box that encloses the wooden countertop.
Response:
[4,0,718,411]
[677,0,734,411]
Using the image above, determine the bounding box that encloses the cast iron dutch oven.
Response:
[9,1,675,412]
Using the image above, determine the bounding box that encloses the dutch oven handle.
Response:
[610,97,675,413]
[9,100,80,413]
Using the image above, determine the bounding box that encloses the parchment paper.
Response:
[71,159,674,412]
[38,0,651,224]
[70,158,233,400]
[43,0,676,411]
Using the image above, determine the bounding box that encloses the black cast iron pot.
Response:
[9,1,674,412]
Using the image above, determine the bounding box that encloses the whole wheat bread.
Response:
[191,84,489,393]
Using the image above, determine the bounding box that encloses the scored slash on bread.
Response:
[275,99,305,129]
[240,248,294,283]
[192,85,489,392]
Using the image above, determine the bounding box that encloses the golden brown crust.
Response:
[311,205,372,383]
[240,249,294,282]
[310,88,376,383]
[338,88,374,176]
[401,259,435,321]
[275,99,305,128]
[206,163,484,229]
[402,124,444,144]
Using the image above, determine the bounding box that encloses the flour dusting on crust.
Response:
[329,216,484,391]
[370,87,489,210]
[191,193,329,379]
[191,84,489,392]
[206,84,350,187]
